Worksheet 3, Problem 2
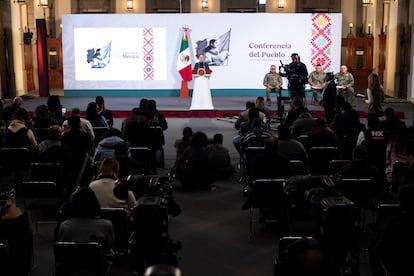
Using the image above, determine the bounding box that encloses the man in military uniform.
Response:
[263,64,283,107]
[280,53,309,101]
[308,64,326,104]
[335,65,354,105]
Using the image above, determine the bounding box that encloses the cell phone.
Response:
[61,107,67,115]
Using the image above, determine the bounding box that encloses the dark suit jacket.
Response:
[194,62,210,71]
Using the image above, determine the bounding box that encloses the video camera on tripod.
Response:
[115,175,182,274]
[279,60,289,75]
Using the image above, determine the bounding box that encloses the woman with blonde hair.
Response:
[89,158,136,212]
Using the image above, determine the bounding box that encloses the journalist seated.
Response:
[58,187,115,262]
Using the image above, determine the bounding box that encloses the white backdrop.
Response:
[62,13,342,94]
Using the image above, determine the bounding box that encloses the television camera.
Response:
[279,60,307,87]
[114,175,182,274]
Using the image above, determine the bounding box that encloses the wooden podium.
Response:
[190,68,214,110]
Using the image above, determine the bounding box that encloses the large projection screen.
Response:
[62,13,342,97]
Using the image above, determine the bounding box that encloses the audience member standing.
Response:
[96,96,113,128]
[147,99,168,167]
[85,101,108,128]
[321,73,337,124]
[363,73,384,118]
[330,102,362,160]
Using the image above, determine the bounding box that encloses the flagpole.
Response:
[179,0,182,14]
[179,26,190,98]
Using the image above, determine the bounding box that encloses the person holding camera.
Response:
[263,64,283,106]
[280,53,309,101]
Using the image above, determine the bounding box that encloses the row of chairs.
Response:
[54,241,181,276]
[248,174,404,275]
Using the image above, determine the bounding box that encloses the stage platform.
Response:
[20,92,412,123]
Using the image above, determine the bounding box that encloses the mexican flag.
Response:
[177,28,192,81]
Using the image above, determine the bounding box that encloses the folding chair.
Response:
[54,241,111,276]
[21,180,63,233]
[249,178,287,241]
[241,145,265,194]
[0,147,31,191]
[309,146,340,175]
[129,146,154,175]
[274,236,319,276]
[144,264,182,276]
[99,207,130,256]
[329,159,351,176]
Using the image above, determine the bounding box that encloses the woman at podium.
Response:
[194,54,210,70]
[190,54,214,110]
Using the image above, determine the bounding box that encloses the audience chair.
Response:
[21,180,63,233]
[240,145,266,194]
[295,134,309,146]
[143,264,182,276]
[288,160,305,176]
[0,147,32,191]
[329,159,351,176]
[54,241,111,276]
[367,203,401,234]
[30,162,64,193]
[309,146,340,175]
[0,239,7,261]
[274,236,319,276]
[338,178,374,207]
[99,207,130,256]
[249,178,287,241]
[129,146,154,175]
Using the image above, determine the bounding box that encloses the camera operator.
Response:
[114,174,182,274]
[280,53,309,101]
